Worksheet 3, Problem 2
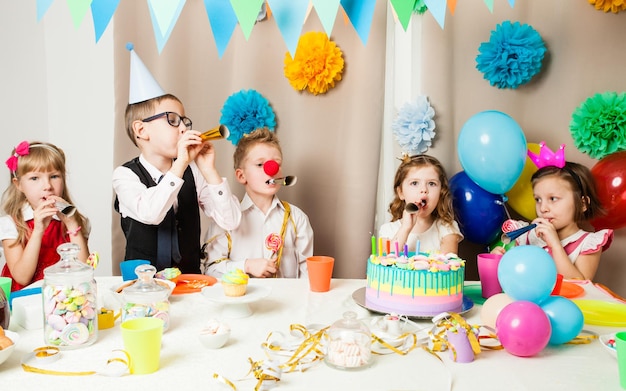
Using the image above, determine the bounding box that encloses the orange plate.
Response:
[173,274,217,294]
[558,282,585,299]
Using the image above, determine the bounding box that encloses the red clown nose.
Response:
[263,160,280,176]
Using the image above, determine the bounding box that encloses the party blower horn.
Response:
[55,201,76,216]
[405,200,426,214]
[200,124,229,141]
[501,223,537,244]
[266,176,298,186]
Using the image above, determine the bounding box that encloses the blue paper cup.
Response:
[120,260,151,281]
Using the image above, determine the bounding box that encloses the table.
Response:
[1,278,624,390]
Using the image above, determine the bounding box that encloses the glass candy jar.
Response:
[121,264,170,331]
[42,243,98,349]
[325,311,372,370]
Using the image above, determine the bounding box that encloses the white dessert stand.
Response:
[201,283,271,318]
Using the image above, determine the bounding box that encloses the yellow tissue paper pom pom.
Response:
[588,0,626,13]
[284,31,344,95]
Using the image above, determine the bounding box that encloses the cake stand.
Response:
[351,287,474,320]
[201,283,271,318]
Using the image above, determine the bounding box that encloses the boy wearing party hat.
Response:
[113,44,241,274]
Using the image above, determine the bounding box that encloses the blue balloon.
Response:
[458,111,527,195]
[540,296,584,345]
[449,171,506,245]
[498,245,557,303]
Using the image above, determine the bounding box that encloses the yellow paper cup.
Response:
[121,317,163,374]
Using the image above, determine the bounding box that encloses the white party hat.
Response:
[127,43,165,104]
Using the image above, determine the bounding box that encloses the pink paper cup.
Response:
[306,256,334,292]
[477,253,503,299]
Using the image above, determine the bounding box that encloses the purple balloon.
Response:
[450,171,506,244]
[496,301,551,357]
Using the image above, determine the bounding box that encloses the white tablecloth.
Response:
[1,278,624,391]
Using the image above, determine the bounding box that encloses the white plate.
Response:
[0,330,20,366]
[201,283,272,304]
[201,283,272,318]
[599,333,616,359]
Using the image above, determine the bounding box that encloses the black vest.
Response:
[114,158,202,274]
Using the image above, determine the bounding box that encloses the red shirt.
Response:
[1,220,69,291]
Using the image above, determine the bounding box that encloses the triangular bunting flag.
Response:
[389,0,416,31]
[483,0,495,12]
[507,0,515,7]
[37,0,55,21]
[147,0,186,53]
[204,0,238,58]
[423,0,446,29]
[267,0,308,56]
[91,0,120,42]
[448,0,457,15]
[66,0,93,29]
[312,0,341,37]
[340,0,376,46]
[230,0,265,40]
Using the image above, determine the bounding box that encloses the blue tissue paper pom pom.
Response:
[475,21,546,89]
[392,96,436,155]
[220,89,276,145]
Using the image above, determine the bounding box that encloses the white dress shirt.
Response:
[203,194,314,278]
[112,155,241,230]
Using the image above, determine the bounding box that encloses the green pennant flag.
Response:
[230,0,265,40]
[390,0,417,31]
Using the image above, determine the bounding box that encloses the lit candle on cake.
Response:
[416,240,420,255]
[371,235,376,256]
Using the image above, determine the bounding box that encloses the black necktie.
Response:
[156,175,181,270]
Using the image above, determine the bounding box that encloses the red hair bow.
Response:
[5,141,30,173]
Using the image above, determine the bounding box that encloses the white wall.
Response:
[0,1,114,276]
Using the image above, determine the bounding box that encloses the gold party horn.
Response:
[200,124,229,141]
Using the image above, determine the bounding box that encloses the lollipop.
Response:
[501,219,528,233]
[265,233,283,254]
[263,160,280,176]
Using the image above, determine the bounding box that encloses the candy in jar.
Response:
[325,311,372,370]
[42,243,98,349]
[121,264,170,331]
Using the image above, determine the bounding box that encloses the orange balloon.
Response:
[506,143,539,220]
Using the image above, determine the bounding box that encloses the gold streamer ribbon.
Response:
[20,346,130,377]
[428,312,483,361]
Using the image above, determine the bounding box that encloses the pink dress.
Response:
[516,228,613,263]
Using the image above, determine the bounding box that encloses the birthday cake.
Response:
[365,251,465,317]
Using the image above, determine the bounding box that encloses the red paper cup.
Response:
[306,256,334,292]
[551,274,564,295]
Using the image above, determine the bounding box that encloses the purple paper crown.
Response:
[527,141,566,169]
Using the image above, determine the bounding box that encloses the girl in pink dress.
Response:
[494,152,613,280]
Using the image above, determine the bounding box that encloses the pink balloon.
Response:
[495,301,551,357]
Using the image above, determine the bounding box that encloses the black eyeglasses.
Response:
[142,112,192,130]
